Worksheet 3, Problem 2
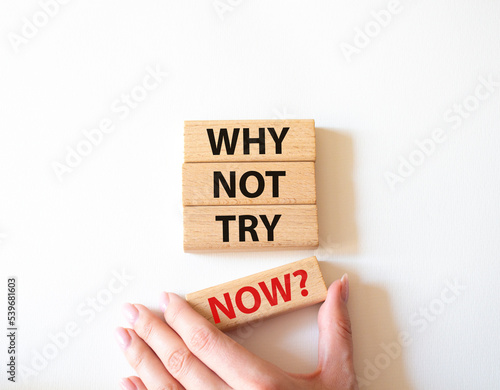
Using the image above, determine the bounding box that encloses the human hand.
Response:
[115,274,358,390]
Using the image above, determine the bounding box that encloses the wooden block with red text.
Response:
[185,256,327,331]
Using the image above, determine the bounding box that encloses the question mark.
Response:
[293,270,309,297]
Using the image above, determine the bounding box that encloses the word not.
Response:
[214,170,285,198]
[207,127,289,156]
[340,0,403,62]
[215,214,281,242]
[182,161,316,206]
[186,256,327,330]
[8,0,72,53]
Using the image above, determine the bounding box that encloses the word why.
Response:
[209,270,308,323]
[340,0,403,62]
[207,127,289,155]
[216,214,281,242]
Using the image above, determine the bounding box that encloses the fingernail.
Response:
[160,292,170,313]
[120,377,137,390]
[340,273,349,303]
[115,327,131,350]
[122,303,139,325]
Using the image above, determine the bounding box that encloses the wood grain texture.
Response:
[182,161,316,206]
[183,205,318,252]
[186,256,327,331]
[184,119,315,162]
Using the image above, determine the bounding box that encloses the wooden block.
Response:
[186,256,327,331]
[184,119,315,162]
[183,205,318,252]
[182,161,316,206]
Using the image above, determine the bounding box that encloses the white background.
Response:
[1,1,500,389]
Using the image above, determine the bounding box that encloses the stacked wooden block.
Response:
[182,119,318,252]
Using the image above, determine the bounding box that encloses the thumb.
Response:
[317,274,358,389]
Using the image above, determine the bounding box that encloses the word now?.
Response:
[187,257,326,329]
[209,270,308,324]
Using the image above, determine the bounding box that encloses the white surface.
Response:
[1,1,500,389]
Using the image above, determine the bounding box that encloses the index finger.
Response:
[161,292,291,389]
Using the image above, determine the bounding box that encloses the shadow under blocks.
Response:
[316,129,413,390]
